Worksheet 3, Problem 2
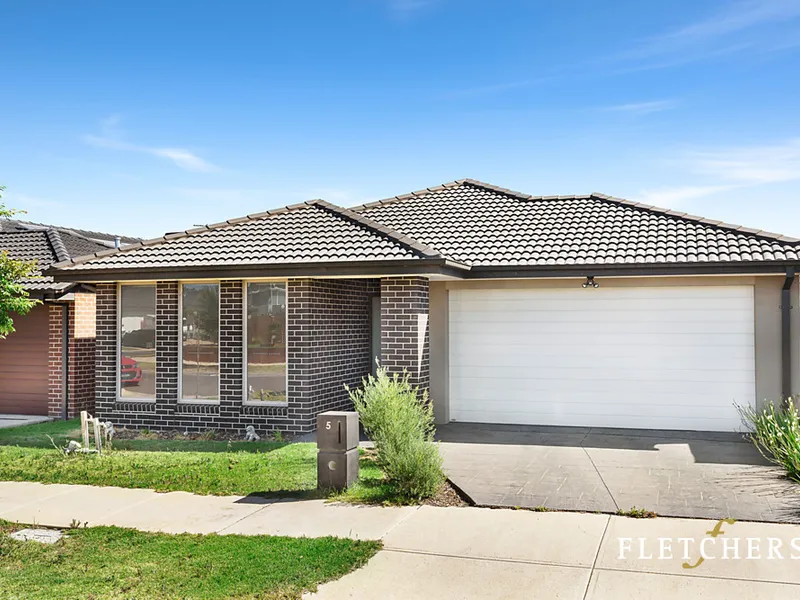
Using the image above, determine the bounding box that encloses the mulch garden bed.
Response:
[424,480,471,507]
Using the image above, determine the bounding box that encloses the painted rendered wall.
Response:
[429,281,449,424]
[431,275,794,425]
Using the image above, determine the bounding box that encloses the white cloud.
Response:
[604,99,678,115]
[687,138,800,183]
[635,138,800,209]
[1,191,63,211]
[84,117,219,173]
[619,0,800,67]
[635,185,736,208]
[659,0,800,44]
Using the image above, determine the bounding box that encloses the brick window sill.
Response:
[242,400,289,408]
[116,398,156,403]
[177,399,220,406]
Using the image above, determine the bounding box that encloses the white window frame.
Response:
[116,282,157,403]
[178,281,221,405]
[242,280,289,407]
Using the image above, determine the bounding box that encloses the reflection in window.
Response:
[246,282,286,403]
[181,283,219,401]
[119,285,156,399]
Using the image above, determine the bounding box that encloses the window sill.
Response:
[178,399,220,406]
[243,400,289,408]
[117,398,156,403]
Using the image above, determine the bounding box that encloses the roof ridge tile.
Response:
[45,229,71,263]
[311,200,444,259]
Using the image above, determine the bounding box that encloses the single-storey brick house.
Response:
[49,180,800,434]
[0,219,139,417]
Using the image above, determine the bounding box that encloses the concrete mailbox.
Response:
[317,411,359,490]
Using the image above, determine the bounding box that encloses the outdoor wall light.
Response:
[582,276,599,289]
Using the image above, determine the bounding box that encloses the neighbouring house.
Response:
[0,219,140,417]
[48,179,800,434]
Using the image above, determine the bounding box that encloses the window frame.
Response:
[242,280,289,407]
[116,282,157,403]
[178,281,222,405]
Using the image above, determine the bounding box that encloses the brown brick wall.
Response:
[380,276,430,390]
[67,292,96,416]
[95,278,377,435]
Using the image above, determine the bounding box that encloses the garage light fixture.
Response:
[582,276,599,289]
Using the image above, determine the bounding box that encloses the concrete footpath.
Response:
[2,481,800,599]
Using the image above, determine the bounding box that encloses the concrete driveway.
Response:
[437,423,800,523]
[0,414,50,429]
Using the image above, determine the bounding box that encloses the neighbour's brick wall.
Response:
[96,278,377,436]
[47,304,65,418]
[380,276,430,390]
[67,292,96,417]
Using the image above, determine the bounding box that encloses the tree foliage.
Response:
[0,186,41,338]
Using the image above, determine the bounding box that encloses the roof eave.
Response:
[46,257,471,282]
[466,260,800,279]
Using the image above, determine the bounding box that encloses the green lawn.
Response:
[0,419,387,498]
[0,520,380,600]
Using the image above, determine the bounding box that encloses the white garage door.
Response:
[449,286,755,432]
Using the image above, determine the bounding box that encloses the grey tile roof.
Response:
[54,201,438,271]
[47,179,800,278]
[0,219,141,245]
[354,180,800,267]
[0,226,110,294]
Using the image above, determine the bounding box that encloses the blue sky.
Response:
[2,0,800,238]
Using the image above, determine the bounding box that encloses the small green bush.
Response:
[347,367,444,501]
[740,398,800,482]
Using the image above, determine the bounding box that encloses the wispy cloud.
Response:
[620,0,800,68]
[604,99,678,115]
[84,115,219,172]
[686,138,800,183]
[635,138,800,208]
[636,185,735,208]
[1,191,63,210]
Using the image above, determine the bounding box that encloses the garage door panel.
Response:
[450,320,753,336]
[450,292,753,312]
[451,365,754,384]
[0,305,50,415]
[450,348,755,371]
[452,409,743,431]
[449,286,756,432]
[449,341,755,362]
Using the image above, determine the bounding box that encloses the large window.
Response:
[181,283,219,401]
[245,282,287,403]
[119,285,156,399]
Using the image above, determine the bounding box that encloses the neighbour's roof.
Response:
[0,220,134,296]
[52,201,451,273]
[0,218,141,246]
[355,180,800,269]
[48,179,800,280]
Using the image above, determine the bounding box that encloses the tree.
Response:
[0,186,41,338]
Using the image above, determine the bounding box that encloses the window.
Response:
[245,282,287,403]
[181,283,219,401]
[119,285,156,400]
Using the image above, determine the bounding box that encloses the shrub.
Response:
[347,367,444,501]
[739,398,800,482]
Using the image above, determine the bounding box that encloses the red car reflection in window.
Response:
[120,355,142,385]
